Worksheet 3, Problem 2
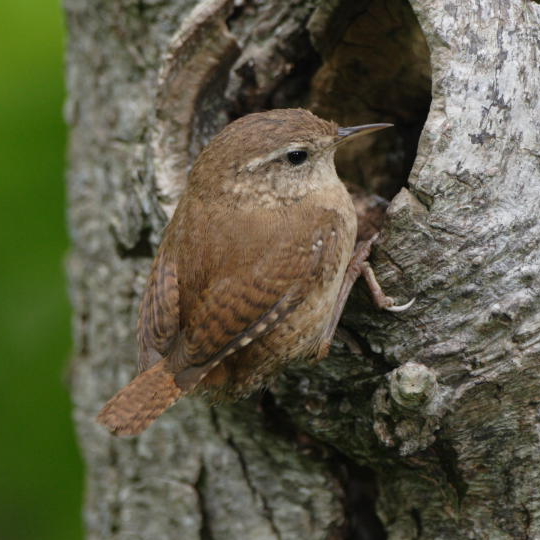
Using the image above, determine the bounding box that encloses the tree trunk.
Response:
[66,0,540,538]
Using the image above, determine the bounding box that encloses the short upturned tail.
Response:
[96,360,183,436]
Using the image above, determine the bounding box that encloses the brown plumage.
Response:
[97,109,404,436]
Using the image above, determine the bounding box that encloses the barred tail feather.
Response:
[96,360,183,436]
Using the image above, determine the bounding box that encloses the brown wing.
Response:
[138,240,180,372]
[169,211,344,391]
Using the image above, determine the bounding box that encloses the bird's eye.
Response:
[287,150,308,166]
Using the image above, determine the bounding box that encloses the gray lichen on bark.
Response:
[66,0,540,538]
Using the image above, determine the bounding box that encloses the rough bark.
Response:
[66,0,540,539]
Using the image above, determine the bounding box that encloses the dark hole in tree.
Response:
[257,0,431,202]
[342,462,387,540]
[309,0,431,201]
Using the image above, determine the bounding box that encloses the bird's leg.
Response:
[316,235,414,360]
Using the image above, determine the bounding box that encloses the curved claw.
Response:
[385,297,416,313]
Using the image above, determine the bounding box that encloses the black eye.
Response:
[287,150,308,166]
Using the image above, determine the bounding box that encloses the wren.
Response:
[97,108,413,436]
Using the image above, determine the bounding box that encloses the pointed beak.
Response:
[332,123,393,149]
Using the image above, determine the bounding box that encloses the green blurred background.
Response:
[0,1,83,539]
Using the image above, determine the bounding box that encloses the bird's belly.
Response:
[200,187,357,401]
[197,243,353,403]
[266,250,350,360]
[222,238,353,397]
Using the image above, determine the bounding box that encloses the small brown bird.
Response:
[97,108,412,436]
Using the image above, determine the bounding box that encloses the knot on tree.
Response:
[373,361,449,456]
